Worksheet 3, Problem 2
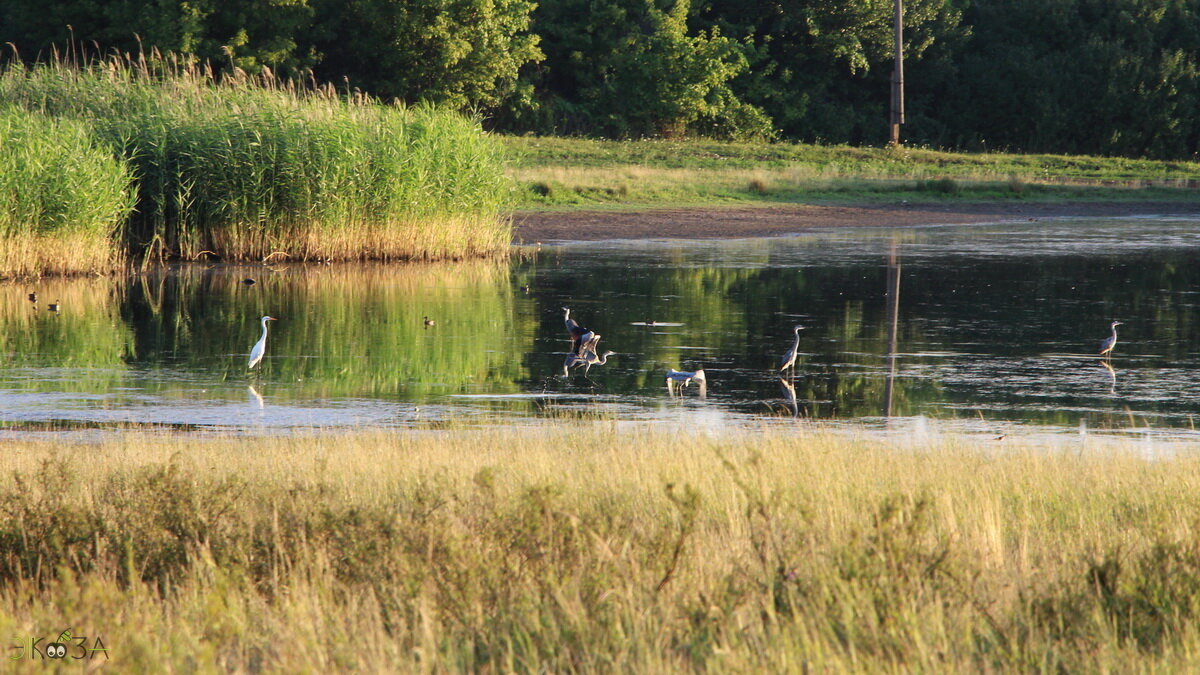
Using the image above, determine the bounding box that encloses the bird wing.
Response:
[248,339,267,368]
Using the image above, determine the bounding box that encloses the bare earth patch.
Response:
[513,201,1200,243]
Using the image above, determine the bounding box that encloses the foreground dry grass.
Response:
[2,426,1200,671]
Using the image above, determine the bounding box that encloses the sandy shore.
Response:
[513,201,1200,243]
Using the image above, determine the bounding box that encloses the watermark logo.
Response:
[9,628,108,661]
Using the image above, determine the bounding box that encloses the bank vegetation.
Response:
[0,54,510,277]
[3,426,1200,670]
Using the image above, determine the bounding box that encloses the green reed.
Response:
[0,107,134,276]
[0,54,511,265]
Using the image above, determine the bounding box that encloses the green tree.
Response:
[310,0,543,109]
[939,0,1200,158]
[507,0,772,138]
[0,0,317,75]
[695,0,967,143]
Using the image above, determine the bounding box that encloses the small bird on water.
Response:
[1099,320,1123,357]
[27,292,36,303]
[242,278,257,286]
[47,300,61,313]
[424,316,436,327]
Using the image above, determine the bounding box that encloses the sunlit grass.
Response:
[2,425,1200,670]
[506,136,1200,208]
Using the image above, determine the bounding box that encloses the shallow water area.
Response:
[2,216,1200,442]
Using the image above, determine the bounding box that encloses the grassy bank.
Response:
[0,55,509,273]
[4,426,1200,670]
[505,136,1200,208]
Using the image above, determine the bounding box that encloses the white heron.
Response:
[1099,320,1123,357]
[248,315,277,369]
[778,324,805,372]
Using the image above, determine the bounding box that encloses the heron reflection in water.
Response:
[778,377,798,417]
[247,384,265,409]
[1099,359,1117,394]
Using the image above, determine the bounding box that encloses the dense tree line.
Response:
[3,0,1199,158]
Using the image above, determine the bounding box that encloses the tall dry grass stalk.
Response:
[2,425,1200,670]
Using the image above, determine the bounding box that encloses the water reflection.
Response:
[0,218,1198,437]
[1099,360,1118,395]
[778,377,798,418]
[882,240,902,419]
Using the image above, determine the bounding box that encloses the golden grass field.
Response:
[2,425,1200,671]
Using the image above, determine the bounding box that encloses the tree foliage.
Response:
[4,0,1200,156]
[0,0,318,74]
[506,0,772,138]
[310,0,542,109]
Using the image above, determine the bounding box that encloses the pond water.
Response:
[3,216,1200,439]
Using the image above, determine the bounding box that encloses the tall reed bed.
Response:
[3,427,1200,670]
[0,54,510,266]
[0,107,134,276]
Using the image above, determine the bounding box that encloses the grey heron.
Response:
[1099,320,1123,357]
[778,324,805,371]
[564,350,617,376]
[563,307,596,355]
[248,315,277,369]
[666,368,706,387]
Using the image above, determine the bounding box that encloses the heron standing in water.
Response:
[1099,320,1123,357]
[666,368,706,387]
[248,315,277,369]
[778,324,805,372]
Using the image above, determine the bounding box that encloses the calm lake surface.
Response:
[3,216,1200,439]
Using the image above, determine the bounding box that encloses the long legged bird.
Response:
[562,307,598,356]
[778,324,805,372]
[666,368,706,387]
[1099,320,1123,357]
[248,315,277,369]
[564,350,617,376]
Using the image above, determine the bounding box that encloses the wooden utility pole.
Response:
[889,0,904,146]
